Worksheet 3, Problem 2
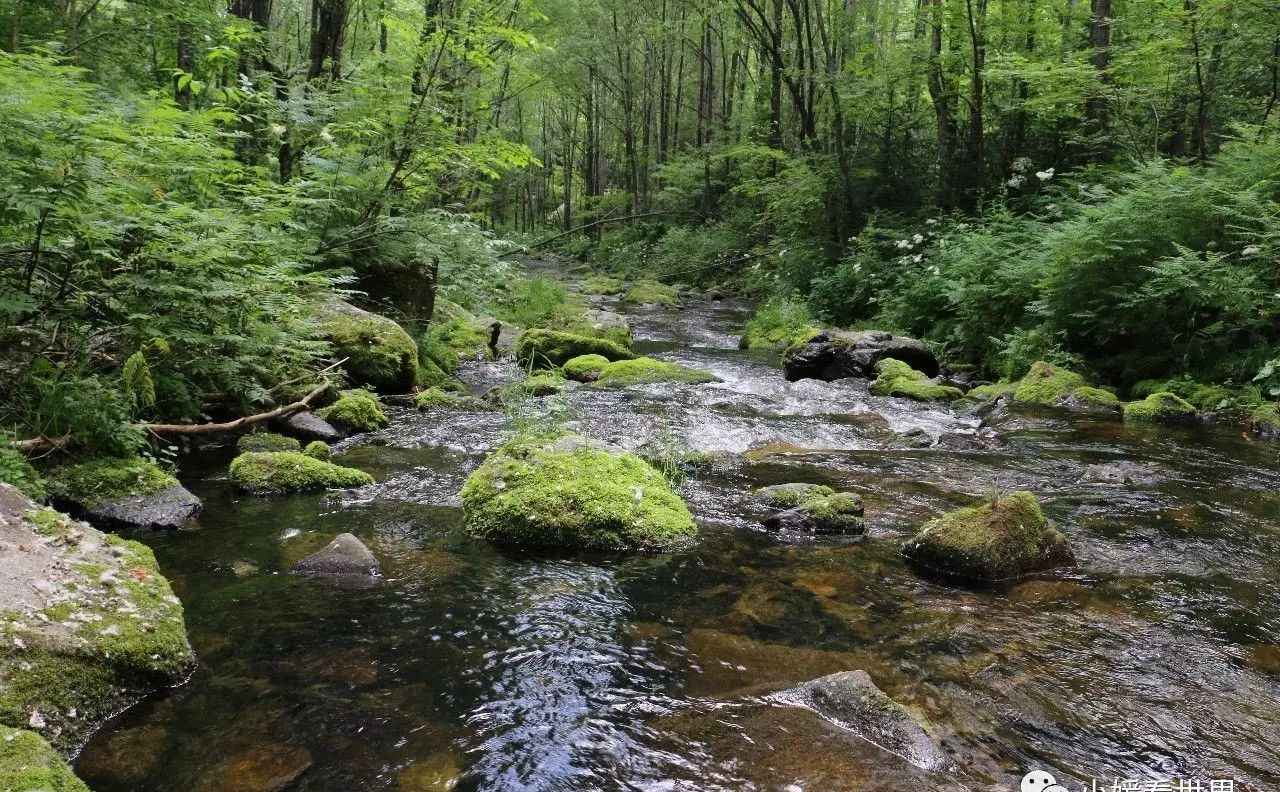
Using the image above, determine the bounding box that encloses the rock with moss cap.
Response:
[45,457,200,531]
[757,483,835,508]
[562,354,611,382]
[784,330,938,383]
[1010,361,1085,405]
[901,491,1074,582]
[514,329,636,369]
[569,309,633,348]
[1123,392,1198,424]
[414,387,490,411]
[302,441,331,460]
[520,373,565,396]
[316,389,389,433]
[228,452,373,495]
[624,280,679,306]
[318,300,419,393]
[966,363,1121,417]
[758,484,865,535]
[869,358,962,402]
[590,357,719,389]
[460,435,697,551]
[236,432,301,453]
[581,274,625,295]
[0,484,195,753]
[0,725,91,791]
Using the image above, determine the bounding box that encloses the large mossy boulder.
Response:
[783,330,938,383]
[0,725,91,791]
[236,432,301,453]
[562,354,611,382]
[228,452,373,495]
[964,362,1122,417]
[460,436,697,551]
[0,484,194,753]
[869,358,962,402]
[624,280,679,306]
[315,389,389,433]
[514,329,636,369]
[590,357,718,389]
[319,300,419,393]
[1123,392,1198,424]
[900,491,1074,582]
[45,457,201,531]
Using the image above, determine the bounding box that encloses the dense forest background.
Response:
[1,0,1279,455]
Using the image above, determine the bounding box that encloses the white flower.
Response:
[270,123,287,137]
[1242,246,1261,258]
[319,126,335,145]
[926,218,938,225]
[912,254,923,263]
[1035,168,1055,181]
[1012,156,1033,173]
[912,233,924,244]
[1007,174,1026,189]
[896,239,912,250]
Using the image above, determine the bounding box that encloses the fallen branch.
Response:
[11,382,333,455]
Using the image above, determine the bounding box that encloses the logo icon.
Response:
[1021,771,1070,792]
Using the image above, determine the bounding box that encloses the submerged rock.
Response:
[783,330,938,383]
[0,725,90,791]
[414,387,490,411]
[514,329,636,369]
[459,436,697,551]
[0,484,194,753]
[901,491,1074,582]
[46,457,201,531]
[228,452,373,495]
[1123,392,1198,424]
[318,300,419,393]
[194,742,312,792]
[869,358,962,402]
[769,670,949,771]
[291,533,380,579]
[757,483,835,508]
[277,410,343,442]
[315,389,390,433]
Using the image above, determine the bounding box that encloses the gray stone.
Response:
[770,670,950,771]
[67,483,202,531]
[291,533,380,578]
[784,330,938,383]
[278,410,343,442]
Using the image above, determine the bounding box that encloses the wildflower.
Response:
[912,233,924,244]
[896,239,912,250]
[1035,167,1055,181]
[912,254,924,263]
[1242,245,1261,258]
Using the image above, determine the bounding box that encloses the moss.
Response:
[302,441,331,460]
[1134,377,1234,413]
[796,492,864,533]
[901,491,1074,582]
[562,354,611,382]
[738,298,819,351]
[316,389,389,432]
[757,483,835,508]
[321,305,419,392]
[624,280,679,306]
[565,317,633,349]
[460,438,697,551]
[0,726,90,792]
[46,457,177,508]
[520,373,565,396]
[514,329,637,369]
[869,358,962,402]
[1250,401,1280,434]
[228,451,373,495]
[236,432,301,453]
[591,357,718,388]
[1123,392,1197,424]
[421,301,493,373]
[581,275,625,295]
[1011,361,1086,405]
[1068,385,1120,407]
[963,381,1017,402]
[416,355,464,391]
[0,448,45,501]
[414,387,488,411]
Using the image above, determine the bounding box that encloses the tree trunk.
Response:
[1084,0,1112,132]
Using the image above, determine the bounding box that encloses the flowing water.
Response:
[76,279,1280,792]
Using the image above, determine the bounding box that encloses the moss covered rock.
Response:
[520,372,565,396]
[901,491,1074,582]
[514,329,636,369]
[568,309,633,348]
[624,280,679,306]
[869,358,962,402]
[1123,392,1198,424]
[0,447,45,502]
[783,329,938,382]
[414,387,489,411]
[562,354,612,382]
[0,484,194,753]
[581,275,625,295]
[236,432,301,453]
[302,441,331,460]
[316,389,389,433]
[460,437,697,551]
[228,452,373,495]
[1011,362,1085,405]
[0,726,91,791]
[591,357,718,388]
[319,300,419,393]
[45,457,201,531]
[762,489,865,535]
[757,483,835,508]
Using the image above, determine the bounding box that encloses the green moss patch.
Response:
[869,358,962,402]
[901,491,1074,582]
[624,280,679,306]
[562,354,611,382]
[302,441,331,460]
[316,390,389,433]
[0,726,90,791]
[1011,361,1086,405]
[581,275,625,295]
[228,452,373,495]
[320,302,419,393]
[591,357,718,388]
[520,373,565,396]
[738,298,818,351]
[1123,392,1197,424]
[460,437,697,551]
[414,387,489,411]
[514,329,636,369]
[1067,386,1120,407]
[45,457,177,509]
[757,483,835,508]
[0,448,45,501]
[236,432,301,453]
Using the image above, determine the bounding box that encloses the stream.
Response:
[75,279,1280,791]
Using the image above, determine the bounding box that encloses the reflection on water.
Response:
[77,289,1280,792]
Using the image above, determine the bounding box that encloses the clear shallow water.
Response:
[77,289,1280,792]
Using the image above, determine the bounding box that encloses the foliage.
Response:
[228,451,373,494]
[0,447,46,500]
[45,457,177,507]
[739,298,818,351]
